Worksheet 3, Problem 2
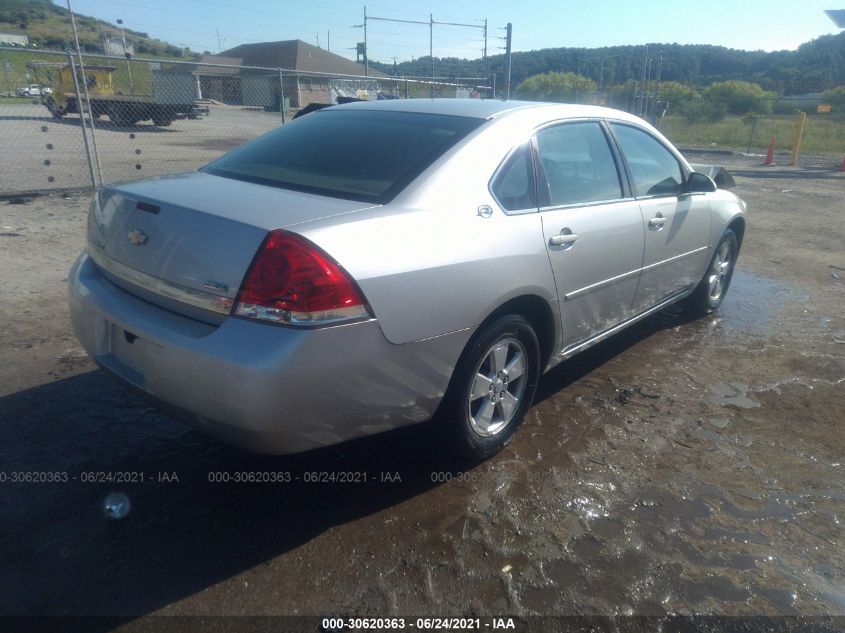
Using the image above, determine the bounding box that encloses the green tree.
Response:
[822,86,845,113]
[658,81,698,110]
[515,71,597,103]
[703,80,775,115]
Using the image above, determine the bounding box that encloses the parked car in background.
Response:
[15,84,51,97]
[68,99,746,459]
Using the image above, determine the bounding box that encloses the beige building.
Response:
[194,39,387,109]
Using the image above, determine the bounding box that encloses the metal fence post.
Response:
[404,77,409,99]
[66,50,97,190]
[278,68,286,124]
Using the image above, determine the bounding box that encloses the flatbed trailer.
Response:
[52,92,201,127]
[28,60,206,128]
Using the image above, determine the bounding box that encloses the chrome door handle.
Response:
[549,233,578,246]
[648,216,667,228]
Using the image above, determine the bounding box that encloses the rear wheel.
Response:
[682,229,738,316]
[151,113,173,126]
[437,314,540,460]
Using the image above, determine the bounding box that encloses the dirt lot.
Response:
[0,157,843,627]
[0,102,283,195]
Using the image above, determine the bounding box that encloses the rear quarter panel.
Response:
[294,113,559,345]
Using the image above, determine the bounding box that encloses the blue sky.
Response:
[60,0,842,62]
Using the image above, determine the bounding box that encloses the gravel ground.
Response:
[0,156,843,625]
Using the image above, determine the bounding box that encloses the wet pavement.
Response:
[0,157,843,625]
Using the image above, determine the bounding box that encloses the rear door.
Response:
[608,123,711,311]
[535,121,645,350]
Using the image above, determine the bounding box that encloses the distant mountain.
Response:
[0,0,198,59]
[3,0,842,92]
[370,32,845,95]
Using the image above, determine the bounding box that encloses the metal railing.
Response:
[0,47,492,196]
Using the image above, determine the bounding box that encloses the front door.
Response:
[608,123,711,311]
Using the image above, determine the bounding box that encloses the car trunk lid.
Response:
[88,172,379,323]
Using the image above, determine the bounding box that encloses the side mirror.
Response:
[685,171,717,193]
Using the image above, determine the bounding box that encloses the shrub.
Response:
[516,71,597,103]
[822,86,845,112]
[703,80,775,115]
[772,100,801,115]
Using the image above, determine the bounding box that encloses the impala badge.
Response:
[127,229,148,246]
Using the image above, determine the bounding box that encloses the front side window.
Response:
[203,110,483,203]
[535,122,623,207]
[610,124,684,197]
[490,144,536,212]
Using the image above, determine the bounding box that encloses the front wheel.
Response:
[45,97,63,120]
[682,229,738,316]
[437,314,540,460]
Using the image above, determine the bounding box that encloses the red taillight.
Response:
[233,230,370,326]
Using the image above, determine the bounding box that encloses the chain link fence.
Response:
[0,48,93,195]
[656,111,845,162]
[0,46,490,196]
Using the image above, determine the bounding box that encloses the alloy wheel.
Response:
[467,337,528,437]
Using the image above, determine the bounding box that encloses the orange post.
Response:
[764,136,776,166]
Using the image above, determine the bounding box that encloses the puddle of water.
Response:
[708,271,805,334]
[710,381,761,409]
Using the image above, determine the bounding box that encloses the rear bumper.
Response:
[68,252,468,454]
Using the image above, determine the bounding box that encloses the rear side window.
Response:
[610,124,684,197]
[203,110,483,203]
[490,144,536,212]
[535,122,623,207]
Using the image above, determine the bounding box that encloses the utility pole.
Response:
[652,52,663,123]
[327,30,330,53]
[116,18,133,94]
[599,57,605,93]
[639,44,649,117]
[363,6,368,76]
[504,22,512,100]
[361,11,487,94]
[430,13,434,98]
[482,18,488,79]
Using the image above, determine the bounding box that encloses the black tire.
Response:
[151,115,173,127]
[45,97,62,120]
[682,228,739,316]
[109,106,134,127]
[436,314,541,460]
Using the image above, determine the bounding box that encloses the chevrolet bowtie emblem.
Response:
[127,229,148,246]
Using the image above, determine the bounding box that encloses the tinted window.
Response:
[491,144,536,212]
[203,110,483,203]
[610,124,684,197]
[535,122,622,207]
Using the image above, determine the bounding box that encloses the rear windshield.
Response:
[202,109,484,203]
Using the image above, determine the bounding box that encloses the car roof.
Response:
[329,98,636,121]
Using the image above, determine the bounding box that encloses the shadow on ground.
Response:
[0,306,692,623]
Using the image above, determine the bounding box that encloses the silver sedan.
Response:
[68,99,746,459]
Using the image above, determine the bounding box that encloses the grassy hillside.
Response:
[0,0,195,58]
[0,48,154,97]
